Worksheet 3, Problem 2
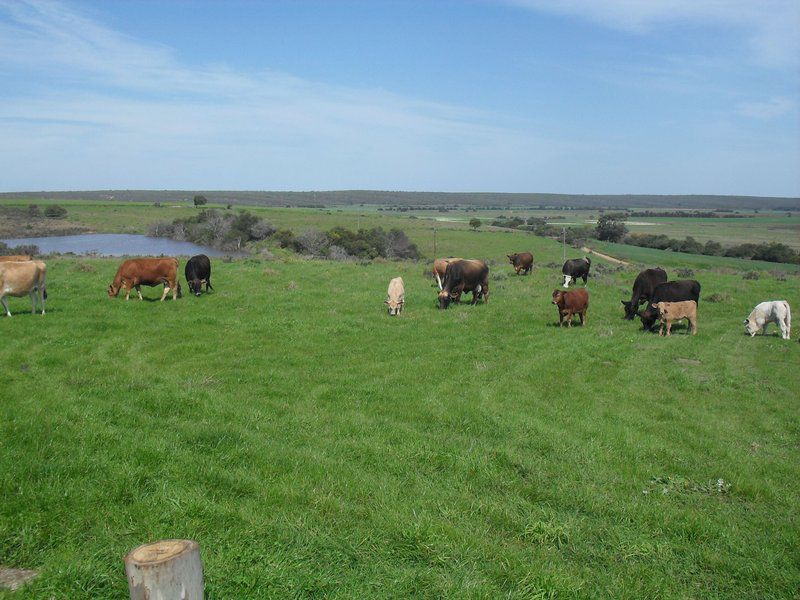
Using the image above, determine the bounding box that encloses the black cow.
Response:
[638,279,701,330]
[622,267,668,319]
[185,254,213,296]
[561,257,591,287]
[438,259,489,309]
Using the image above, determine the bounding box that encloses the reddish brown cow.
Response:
[0,255,32,262]
[108,257,181,301]
[507,252,533,275]
[552,288,589,327]
[432,257,462,290]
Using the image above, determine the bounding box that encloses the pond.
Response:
[1,234,232,257]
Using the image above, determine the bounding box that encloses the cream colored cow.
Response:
[385,277,405,316]
[0,260,47,316]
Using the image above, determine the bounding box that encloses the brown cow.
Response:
[552,288,588,327]
[0,260,46,316]
[438,259,489,309]
[0,255,32,262]
[652,300,697,336]
[507,252,533,275]
[432,257,462,290]
[108,257,181,301]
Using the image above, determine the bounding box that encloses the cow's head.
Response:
[621,300,637,320]
[107,283,120,298]
[552,289,565,306]
[562,274,573,287]
[188,279,202,296]
[743,317,758,336]
[638,305,659,330]
[385,296,404,316]
[438,290,453,309]
[507,254,517,264]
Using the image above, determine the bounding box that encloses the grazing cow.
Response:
[561,257,591,287]
[108,257,181,301]
[744,301,791,340]
[622,267,668,319]
[0,255,32,262]
[652,300,697,336]
[0,260,46,316]
[638,280,701,331]
[438,259,489,309]
[432,257,462,290]
[552,288,589,327]
[185,254,213,296]
[507,252,533,275]
[385,277,405,316]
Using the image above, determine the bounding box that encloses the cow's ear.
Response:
[651,303,658,308]
[742,319,748,324]
[384,300,389,304]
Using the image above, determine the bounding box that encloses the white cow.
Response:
[0,260,47,316]
[744,301,791,340]
[384,277,405,316]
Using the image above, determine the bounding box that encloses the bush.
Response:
[44,205,67,218]
[676,268,695,278]
[742,271,760,280]
[706,293,728,303]
[193,195,208,207]
[28,204,41,217]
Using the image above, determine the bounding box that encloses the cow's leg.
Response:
[690,317,697,335]
[579,310,586,326]
[172,280,178,300]
[558,311,564,327]
[779,319,789,340]
[567,311,573,327]
[666,320,672,336]
[30,289,37,314]
[160,285,170,302]
[40,285,45,315]
[206,278,213,291]
[1,295,10,316]
[134,285,143,301]
[125,285,132,301]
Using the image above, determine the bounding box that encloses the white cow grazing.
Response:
[744,301,791,340]
[0,260,47,316]
[385,277,405,316]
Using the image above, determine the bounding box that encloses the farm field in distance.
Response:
[1,201,799,598]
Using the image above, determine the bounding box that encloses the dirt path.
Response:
[581,246,630,266]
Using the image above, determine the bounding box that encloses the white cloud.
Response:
[737,96,797,119]
[503,0,800,69]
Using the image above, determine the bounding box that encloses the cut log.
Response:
[124,539,204,600]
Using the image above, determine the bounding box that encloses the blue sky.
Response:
[0,0,798,195]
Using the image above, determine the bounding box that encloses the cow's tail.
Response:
[585,256,592,266]
[783,301,791,332]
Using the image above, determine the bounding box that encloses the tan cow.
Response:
[108,257,180,301]
[432,257,462,290]
[0,260,47,316]
[385,277,405,316]
[0,255,32,262]
[652,300,697,336]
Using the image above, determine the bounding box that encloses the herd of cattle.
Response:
[0,251,793,340]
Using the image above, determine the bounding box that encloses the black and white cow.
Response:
[561,257,591,287]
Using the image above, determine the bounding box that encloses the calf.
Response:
[0,260,46,316]
[552,288,588,327]
[638,280,701,331]
[507,252,533,275]
[652,300,697,336]
[185,254,213,296]
[385,277,405,316]
[744,301,791,340]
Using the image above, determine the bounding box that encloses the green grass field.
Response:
[2,221,799,597]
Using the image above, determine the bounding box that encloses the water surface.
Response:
[1,234,231,257]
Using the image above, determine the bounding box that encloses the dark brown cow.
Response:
[0,255,32,262]
[438,259,489,309]
[507,252,533,275]
[432,257,462,290]
[108,257,181,301]
[552,288,589,327]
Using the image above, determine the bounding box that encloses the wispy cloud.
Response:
[737,96,797,119]
[503,0,800,69]
[0,0,558,191]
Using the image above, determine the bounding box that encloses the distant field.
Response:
[1,249,799,598]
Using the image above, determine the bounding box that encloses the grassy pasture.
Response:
[1,243,799,597]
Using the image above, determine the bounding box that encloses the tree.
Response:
[193,195,208,207]
[595,213,627,242]
[469,218,482,231]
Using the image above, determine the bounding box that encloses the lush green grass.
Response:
[1,247,799,598]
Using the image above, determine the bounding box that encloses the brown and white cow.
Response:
[108,257,181,301]
[552,288,588,327]
[507,252,533,275]
[438,259,489,309]
[432,257,462,290]
[0,255,32,262]
[652,300,697,336]
[385,277,405,316]
[0,260,47,316]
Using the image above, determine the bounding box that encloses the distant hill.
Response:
[1,190,798,210]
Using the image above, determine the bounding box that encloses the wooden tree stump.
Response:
[124,539,204,600]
